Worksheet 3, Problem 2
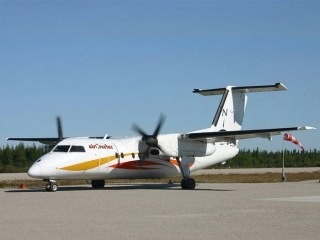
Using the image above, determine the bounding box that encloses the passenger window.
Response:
[115,153,119,158]
[53,145,70,152]
[132,153,135,158]
[121,153,124,158]
[70,146,86,152]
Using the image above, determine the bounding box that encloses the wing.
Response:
[6,136,110,145]
[6,137,61,145]
[180,126,316,143]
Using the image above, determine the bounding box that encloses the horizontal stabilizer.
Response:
[193,82,287,96]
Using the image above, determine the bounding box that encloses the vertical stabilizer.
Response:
[211,87,247,131]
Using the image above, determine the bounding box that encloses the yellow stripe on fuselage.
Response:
[60,159,100,171]
[59,153,132,171]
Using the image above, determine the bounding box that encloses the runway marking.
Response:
[256,195,320,203]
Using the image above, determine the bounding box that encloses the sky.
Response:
[0,0,319,152]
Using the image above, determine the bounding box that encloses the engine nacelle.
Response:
[157,134,216,157]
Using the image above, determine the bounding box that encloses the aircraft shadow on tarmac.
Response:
[5,183,235,192]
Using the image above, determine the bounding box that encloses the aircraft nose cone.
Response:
[28,163,42,178]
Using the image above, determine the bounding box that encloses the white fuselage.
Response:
[28,137,239,180]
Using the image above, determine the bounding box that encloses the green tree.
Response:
[3,145,13,166]
[13,143,26,169]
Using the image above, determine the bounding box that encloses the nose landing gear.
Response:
[45,180,58,192]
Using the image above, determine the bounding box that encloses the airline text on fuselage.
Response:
[89,144,113,149]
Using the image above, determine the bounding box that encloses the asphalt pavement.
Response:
[1,167,319,181]
[1,180,319,240]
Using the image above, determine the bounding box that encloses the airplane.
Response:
[7,83,315,192]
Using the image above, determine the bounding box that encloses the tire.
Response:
[51,184,58,192]
[45,182,58,192]
[91,180,105,189]
[181,179,187,189]
[186,178,196,190]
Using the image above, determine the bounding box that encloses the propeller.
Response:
[7,115,65,146]
[131,114,166,164]
[56,115,63,143]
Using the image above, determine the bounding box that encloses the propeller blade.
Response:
[131,123,148,137]
[156,144,163,153]
[56,116,63,142]
[153,114,165,137]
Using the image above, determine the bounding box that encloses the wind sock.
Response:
[283,133,305,151]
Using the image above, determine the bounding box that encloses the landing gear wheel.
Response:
[181,178,196,190]
[51,184,58,191]
[45,181,58,192]
[181,179,187,189]
[186,178,196,190]
[91,180,105,189]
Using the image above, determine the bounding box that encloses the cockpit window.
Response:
[70,146,86,152]
[53,145,71,152]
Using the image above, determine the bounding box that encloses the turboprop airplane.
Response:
[7,83,315,192]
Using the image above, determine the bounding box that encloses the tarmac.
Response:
[1,167,319,181]
[0,169,319,240]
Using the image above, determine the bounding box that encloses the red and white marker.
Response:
[283,133,305,151]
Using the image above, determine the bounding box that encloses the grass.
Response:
[1,171,320,189]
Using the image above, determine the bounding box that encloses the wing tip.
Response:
[275,82,287,91]
[298,126,317,130]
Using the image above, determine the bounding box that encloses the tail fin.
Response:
[193,83,287,131]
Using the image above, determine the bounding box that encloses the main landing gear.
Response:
[180,178,196,190]
[91,179,105,189]
[176,157,196,190]
[45,180,58,192]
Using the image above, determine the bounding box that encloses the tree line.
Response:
[0,143,50,173]
[0,143,319,173]
[214,148,320,169]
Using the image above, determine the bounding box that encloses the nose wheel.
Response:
[45,180,58,192]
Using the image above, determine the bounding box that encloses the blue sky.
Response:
[0,0,319,152]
